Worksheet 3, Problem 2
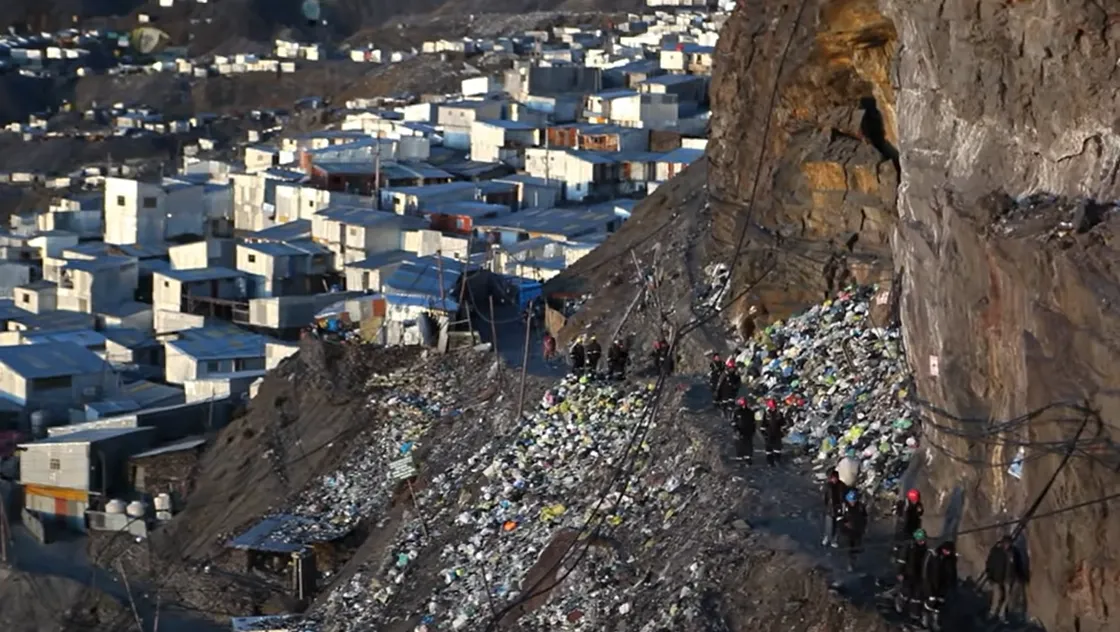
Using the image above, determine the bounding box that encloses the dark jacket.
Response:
[608,343,627,365]
[900,541,929,581]
[586,340,602,361]
[985,542,1024,584]
[716,371,741,401]
[895,499,924,535]
[570,343,585,365]
[838,500,868,535]
[708,362,724,389]
[763,409,784,440]
[734,405,755,435]
[823,480,848,514]
[924,546,958,598]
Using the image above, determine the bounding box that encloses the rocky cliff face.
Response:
[710,1,1120,630]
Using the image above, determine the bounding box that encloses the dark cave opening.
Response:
[859,96,900,175]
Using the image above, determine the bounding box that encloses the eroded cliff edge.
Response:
[709,1,1120,631]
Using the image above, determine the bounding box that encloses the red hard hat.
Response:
[712,353,720,361]
[765,399,776,410]
[736,397,746,407]
[906,489,920,503]
[725,358,736,368]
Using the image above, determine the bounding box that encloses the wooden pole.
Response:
[516,301,533,419]
[489,295,499,359]
[436,251,446,305]
[0,498,9,565]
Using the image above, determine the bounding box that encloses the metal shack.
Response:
[19,426,155,531]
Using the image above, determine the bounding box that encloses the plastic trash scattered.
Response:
[734,285,920,495]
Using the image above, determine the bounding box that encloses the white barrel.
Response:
[105,499,127,514]
[154,493,172,512]
[125,501,148,518]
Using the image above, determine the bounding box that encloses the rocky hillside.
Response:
[559,1,1118,631]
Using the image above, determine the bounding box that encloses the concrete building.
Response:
[436,100,504,150]
[163,328,267,384]
[152,267,246,324]
[56,255,140,314]
[104,176,232,245]
[503,64,602,100]
[524,148,621,202]
[470,120,539,168]
[19,426,155,531]
[169,239,237,270]
[236,240,333,298]
[0,341,119,421]
[312,207,425,267]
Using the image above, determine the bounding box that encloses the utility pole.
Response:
[0,496,10,565]
[436,251,446,305]
[516,301,532,419]
[373,129,382,210]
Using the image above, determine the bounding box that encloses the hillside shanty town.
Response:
[0,1,724,630]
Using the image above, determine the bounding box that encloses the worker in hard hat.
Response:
[837,488,867,571]
[732,397,755,463]
[715,358,741,420]
[569,335,586,375]
[606,338,628,380]
[649,336,671,374]
[896,528,930,619]
[923,539,958,631]
[893,488,925,567]
[821,468,847,548]
[762,398,784,466]
[707,352,724,398]
[585,335,602,375]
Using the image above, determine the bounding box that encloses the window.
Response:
[163,280,170,288]
[32,375,72,391]
[116,195,126,206]
[49,458,60,470]
[206,361,220,372]
[142,197,157,209]
[20,293,29,304]
[248,254,257,263]
[348,226,359,237]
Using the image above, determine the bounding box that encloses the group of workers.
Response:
[821,474,1025,629]
[708,352,785,466]
[565,334,631,380]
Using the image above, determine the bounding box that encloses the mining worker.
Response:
[984,535,1024,624]
[923,540,958,631]
[838,489,867,572]
[569,335,587,375]
[715,358,741,419]
[542,332,557,362]
[707,353,724,397]
[762,399,784,466]
[896,528,930,619]
[893,488,925,565]
[607,338,629,380]
[586,335,603,374]
[650,337,671,374]
[732,397,755,463]
[821,468,847,548]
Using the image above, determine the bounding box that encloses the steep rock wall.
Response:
[708,0,898,332]
[710,1,1120,630]
[880,1,1120,631]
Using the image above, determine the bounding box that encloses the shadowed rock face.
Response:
[711,1,1120,630]
[881,1,1120,630]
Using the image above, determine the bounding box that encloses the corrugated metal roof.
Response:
[64,254,136,272]
[316,207,405,227]
[0,341,108,378]
[659,147,704,164]
[21,426,153,447]
[9,310,97,332]
[155,267,243,283]
[383,255,475,300]
[247,219,311,242]
[227,514,341,553]
[25,328,107,348]
[130,436,207,460]
[474,207,615,238]
[102,327,159,349]
[166,328,266,361]
[381,181,476,196]
[347,250,417,270]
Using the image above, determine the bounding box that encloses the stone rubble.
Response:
[733,285,920,494]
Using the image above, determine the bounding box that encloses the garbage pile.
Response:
[267,372,453,544]
[733,285,919,494]
[303,375,713,631]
